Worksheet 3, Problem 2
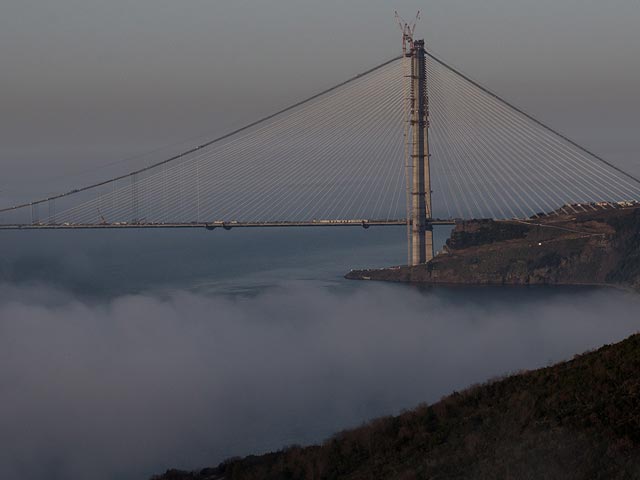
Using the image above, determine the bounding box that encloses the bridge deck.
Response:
[0,220,457,230]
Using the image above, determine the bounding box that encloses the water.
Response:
[0,226,411,296]
[1,226,639,480]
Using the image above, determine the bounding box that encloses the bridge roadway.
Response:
[0,219,457,231]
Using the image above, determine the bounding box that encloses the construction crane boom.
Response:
[394,10,420,56]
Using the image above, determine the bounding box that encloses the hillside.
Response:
[153,332,640,480]
[346,206,640,290]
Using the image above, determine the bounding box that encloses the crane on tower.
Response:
[394,10,421,56]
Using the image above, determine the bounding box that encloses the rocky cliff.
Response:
[346,206,640,290]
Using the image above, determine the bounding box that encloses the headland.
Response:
[347,205,640,291]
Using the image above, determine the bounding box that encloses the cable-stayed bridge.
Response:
[2,40,640,266]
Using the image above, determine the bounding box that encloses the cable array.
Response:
[5,60,406,225]
[425,54,640,219]
[2,52,639,226]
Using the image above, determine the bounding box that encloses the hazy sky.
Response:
[1,0,639,199]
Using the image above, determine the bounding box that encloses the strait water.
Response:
[1,226,639,480]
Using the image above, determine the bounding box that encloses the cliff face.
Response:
[346,207,640,289]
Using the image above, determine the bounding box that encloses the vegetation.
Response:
[447,220,529,250]
[604,208,640,289]
[347,206,640,288]
[153,333,640,480]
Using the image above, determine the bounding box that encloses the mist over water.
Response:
[0,227,414,298]
[1,227,639,480]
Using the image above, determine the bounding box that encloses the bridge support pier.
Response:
[409,39,434,266]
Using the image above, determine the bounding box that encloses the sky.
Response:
[1,0,639,200]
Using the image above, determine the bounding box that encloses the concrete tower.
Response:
[410,39,434,266]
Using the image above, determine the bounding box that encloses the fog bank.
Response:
[1,283,639,479]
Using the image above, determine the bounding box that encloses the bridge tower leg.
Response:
[410,39,434,266]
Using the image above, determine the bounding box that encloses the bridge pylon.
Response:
[408,39,434,266]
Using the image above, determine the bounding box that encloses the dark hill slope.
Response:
[154,333,640,480]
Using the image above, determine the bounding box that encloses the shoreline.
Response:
[345,271,636,293]
[345,207,640,293]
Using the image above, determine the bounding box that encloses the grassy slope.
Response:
[155,333,640,480]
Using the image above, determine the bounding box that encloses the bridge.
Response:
[2,32,640,266]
